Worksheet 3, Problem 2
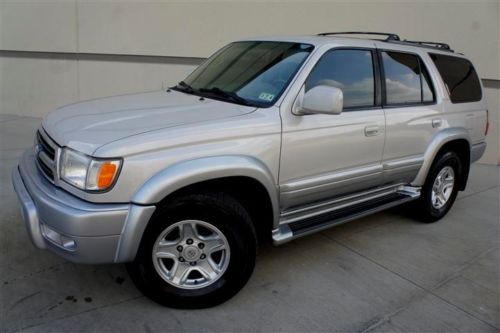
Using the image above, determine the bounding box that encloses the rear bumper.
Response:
[12,150,155,264]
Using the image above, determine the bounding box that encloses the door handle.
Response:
[364,125,380,137]
[432,118,442,128]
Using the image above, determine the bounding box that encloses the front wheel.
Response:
[127,192,257,308]
[411,151,462,223]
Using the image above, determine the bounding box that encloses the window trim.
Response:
[304,47,382,112]
[428,52,482,104]
[377,49,437,109]
[419,56,436,103]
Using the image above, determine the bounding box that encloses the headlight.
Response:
[59,148,121,191]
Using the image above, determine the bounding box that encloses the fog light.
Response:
[41,224,76,251]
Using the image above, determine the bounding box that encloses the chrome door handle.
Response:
[432,118,442,128]
[364,125,380,137]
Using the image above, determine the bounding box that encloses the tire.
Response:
[127,191,257,309]
[411,151,462,223]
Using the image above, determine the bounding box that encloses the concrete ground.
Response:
[0,114,499,333]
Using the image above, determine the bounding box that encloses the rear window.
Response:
[429,53,482,103]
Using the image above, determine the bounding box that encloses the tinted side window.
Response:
[430,53,482,103]
[305,49,375,108]
[382,51,436,105]
[383,52,419,104]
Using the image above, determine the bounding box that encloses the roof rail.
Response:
[398,40,454,52]
[316,32,455,53]
[317,31,401,41]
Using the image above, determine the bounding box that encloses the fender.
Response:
[115,155,280,262]
[132,155,279,209]
[411,127,471,187]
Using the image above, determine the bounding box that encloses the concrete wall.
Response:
[0,0,498,164]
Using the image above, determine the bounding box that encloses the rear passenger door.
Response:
[376,47,441,185]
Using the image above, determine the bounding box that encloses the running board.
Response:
[272,186,420,245]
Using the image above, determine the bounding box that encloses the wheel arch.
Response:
[412,128,471,189]
[116,156,279,262]
[156,176,276,245]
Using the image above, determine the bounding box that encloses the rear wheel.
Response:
[127,192,257,308]
[411,151,462,223]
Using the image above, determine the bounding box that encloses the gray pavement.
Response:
[1,114,499,333]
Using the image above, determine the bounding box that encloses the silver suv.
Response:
[12,32,488,308]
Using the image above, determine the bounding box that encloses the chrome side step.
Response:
[272,186,420,245]
[279,183,407,225]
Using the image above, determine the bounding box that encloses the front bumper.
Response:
[12,150,155,264]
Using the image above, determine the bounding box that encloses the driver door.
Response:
[279,48,386,210]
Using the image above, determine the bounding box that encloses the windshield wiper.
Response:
[199,87,254,106]
[174,81,196,94]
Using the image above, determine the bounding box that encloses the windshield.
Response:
[176,41,314,107]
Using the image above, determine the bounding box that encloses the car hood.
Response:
[42,90,257,155]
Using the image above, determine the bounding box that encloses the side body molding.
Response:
[411,127,471,186]
[116,155,280,262]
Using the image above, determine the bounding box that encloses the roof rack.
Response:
[317,31,401,41]
[317,31,455,53]
[398,40,454,52]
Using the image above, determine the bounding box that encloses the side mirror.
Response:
[294,85,343,115]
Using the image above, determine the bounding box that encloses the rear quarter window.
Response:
[429,53,482,103]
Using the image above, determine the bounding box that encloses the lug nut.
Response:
[198,243,205,249]
[176,245,183,252]
[179,257,185,262]
[200,254,206,259]
[186,238,193,245]
[190,261,196,266]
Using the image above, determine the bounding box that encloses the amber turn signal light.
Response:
[97,162,118,189]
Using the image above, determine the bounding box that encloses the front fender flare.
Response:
[115,156,280,263]
[131,155,279,210]
[411,127,471,187]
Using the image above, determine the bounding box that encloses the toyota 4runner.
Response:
[12,32,488,308]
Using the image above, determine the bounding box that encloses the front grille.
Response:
[37,131,55,160]
[35,130,58,182]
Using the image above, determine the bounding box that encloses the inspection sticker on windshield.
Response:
[258,92,275,102]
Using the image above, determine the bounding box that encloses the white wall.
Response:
[0,0,499,164]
